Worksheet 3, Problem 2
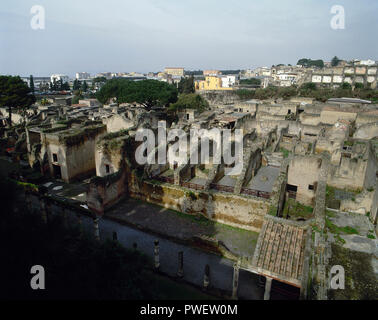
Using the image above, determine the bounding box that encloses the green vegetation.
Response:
[280,147,290,158]
[331,56,341,67]
[177,76,195,94]
[297,58,324,68]
[325,217,359,236]
[240,78,261,86]
[0,75,36,125]
[327,244,378,300]
[168,93,209,114]
[367,234,376,240]
[186,191,197,201]
[59,124,105,146]
[268,205,278,216]
[96,79,178,108]
[283,198,314,220]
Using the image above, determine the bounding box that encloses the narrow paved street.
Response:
[27,194,296,300]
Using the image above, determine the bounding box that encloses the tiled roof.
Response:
[252,218,308,286]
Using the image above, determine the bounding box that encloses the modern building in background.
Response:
[76,72,91,80]
[50,74,69,83]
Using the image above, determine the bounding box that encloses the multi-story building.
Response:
[195,76,234,91]
[164,67,185,77]
[203,70,222,76]
[50,74,69,83]
[75,72,90,80]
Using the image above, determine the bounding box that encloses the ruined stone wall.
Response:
[320,110,357,125]
[370,186,378,227]
[354,123,378,140]
[103,114,134,133]
[198,91,241,106]
[327,156,368,191]
[129,179,270,232]
[299,113,321,126]
[63,137,100,182]
[288,156,322,206]
[87,170,128,215]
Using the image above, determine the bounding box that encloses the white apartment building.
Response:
[51,74,69,83]
[76,72,90,80]
[221,75,238,88]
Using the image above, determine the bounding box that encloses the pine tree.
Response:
[29,75,35,93]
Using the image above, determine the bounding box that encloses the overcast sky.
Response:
[1,0,377,77]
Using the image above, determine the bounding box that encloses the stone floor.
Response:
[43,180,88,202]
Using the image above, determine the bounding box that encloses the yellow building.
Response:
[195,76,233,91]
[164,67,185,77]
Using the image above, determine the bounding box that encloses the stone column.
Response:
[177,251,184,278]
[232,262,240,300]
[154,240,160,270]
[93,218,100,241]
[264,277,273,300]
[203,264,210,289]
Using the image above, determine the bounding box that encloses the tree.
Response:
[331,56,341,67]
[81,80,88,92]
[96,79,178,108]
[178,76,194,94]
[341,82,352,90]
[240,78,261,86]
[29,75,35,94]
[301,82,317,90]
[73,79,81,91]
[168,93,209,114]
[62,82,70,91]
[0,76,36,125]
[297,58,324,68]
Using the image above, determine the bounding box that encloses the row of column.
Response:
[153,240,210,290]
[29,192,274,299]
[231,261,273,300]
[28,192,101,241]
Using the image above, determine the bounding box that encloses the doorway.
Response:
[53,164,62,179]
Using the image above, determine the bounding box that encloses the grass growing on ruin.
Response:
[280,147,290,159]
[283,198,314,220]
[325,217,359,237]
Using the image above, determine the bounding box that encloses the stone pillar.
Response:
[264,277,273,300]
[232,262,240,300]
[203,264,210,289]
[93,218,100,241]
[154,240,160,270]
[112,231,118,241]
[177,251,184,278]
